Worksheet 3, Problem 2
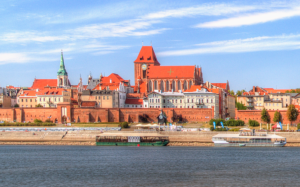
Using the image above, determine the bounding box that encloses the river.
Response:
[1,146,299,187]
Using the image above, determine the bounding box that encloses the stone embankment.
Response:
[1,131,300,146]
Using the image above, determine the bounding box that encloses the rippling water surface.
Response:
[1,146,300,187]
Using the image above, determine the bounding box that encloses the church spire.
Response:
[57,50,68,76]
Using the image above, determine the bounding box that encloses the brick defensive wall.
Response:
[235,108,300,125]
[0,103,214,123]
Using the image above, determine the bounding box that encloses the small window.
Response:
[163,99,165,103]
[107,96,109,100]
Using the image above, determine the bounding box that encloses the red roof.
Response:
[101,73,125,84]
[134,46,160,65]
[264,88,291,93]
[211,83,227,90]
[31,79,57,89]
[36,88,66,96]
[185,85,208,92]
[126,93,145,98]
[125,99,143,105]
[19,90,37,97]
[147,65,195,79]
[81,101,96,107]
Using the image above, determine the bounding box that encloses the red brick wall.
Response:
[0,108,15,122]
[236,109,300,125]
[0,107,214,123]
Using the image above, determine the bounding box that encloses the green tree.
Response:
[236,90,242,96]
[14,104,19,108]
[236,102,247,110]
[229,90,235,96]
[35,104,43,107]
[273,111,281,123]
[286,90,290,93]
[290,89,296,93]
[286,104,299,124]
[261,108,270,123]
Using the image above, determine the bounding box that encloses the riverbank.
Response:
[1,131,300,147]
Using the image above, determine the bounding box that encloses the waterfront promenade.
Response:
[1,130,300,146]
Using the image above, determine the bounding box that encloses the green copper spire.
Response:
[57,50,68,76]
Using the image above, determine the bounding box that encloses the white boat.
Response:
[212,129,286,147]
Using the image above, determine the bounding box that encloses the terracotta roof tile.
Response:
[134,46,160,65]
[31,79,57,89]
[147,66,195,79]
[211,83,227,90]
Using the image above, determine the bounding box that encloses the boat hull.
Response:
[214,142,286,147]
[96,141,169,146]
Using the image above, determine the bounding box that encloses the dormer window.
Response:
[140,56,144,60]
[147,56,151,60]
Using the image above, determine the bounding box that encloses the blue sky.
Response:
[0,0,300,91]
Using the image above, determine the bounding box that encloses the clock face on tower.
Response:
[142,64,147,70]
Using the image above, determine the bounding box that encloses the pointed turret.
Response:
[57,50,70,88]
[57,51,68,76]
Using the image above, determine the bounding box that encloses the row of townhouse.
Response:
[18,88,68,108]
[237,86,300,110]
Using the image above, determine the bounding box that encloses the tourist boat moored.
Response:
[96,133,169,146]
[212,129,286,147]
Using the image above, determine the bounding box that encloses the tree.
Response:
[287,104,299,124]
[229,90,235,96]
[236,90,242,96]
[286,90,290,93]
[261,108,270,123]
[290,89,296,93]
[273,111,281,123]
[236,102,247,110]
[35,104,43,107]
[14,104,19,108]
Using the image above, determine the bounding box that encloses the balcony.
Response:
[196,102,204,106]
[247,99,253,103]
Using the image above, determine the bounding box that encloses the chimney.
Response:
[253,86,255,92]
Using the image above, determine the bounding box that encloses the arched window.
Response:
[184,80,187,90]
[189,80,192,89]
[172,80,176,91]
[148,80,152,92]
[166,80,169,91]
[160,80,164,92]
[178,81,181,90]
[154,80,158,90]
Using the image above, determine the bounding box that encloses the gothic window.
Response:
[166,80,169,91]
[178,81,181,90]
[172,80,175,91]
[143,70,146,79]
[154,81,158,90]
[189,80,192,88]
[60,78,63,86]
[184,81,187,90]
[160,80,164,92]
[148,80,152,92]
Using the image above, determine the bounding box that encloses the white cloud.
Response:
[0,52,57,65]
[143,4,257,19]
[0,32,69,43]
[71,19,167,38]
[158,34,300,56]
[196,7,300,28]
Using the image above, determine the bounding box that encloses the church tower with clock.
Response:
[134,46,160,86]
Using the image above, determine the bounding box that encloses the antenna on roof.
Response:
[142,41,143,46]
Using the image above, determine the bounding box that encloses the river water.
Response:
[1,146,299,187]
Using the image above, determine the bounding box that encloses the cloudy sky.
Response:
[1,0,300,91]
